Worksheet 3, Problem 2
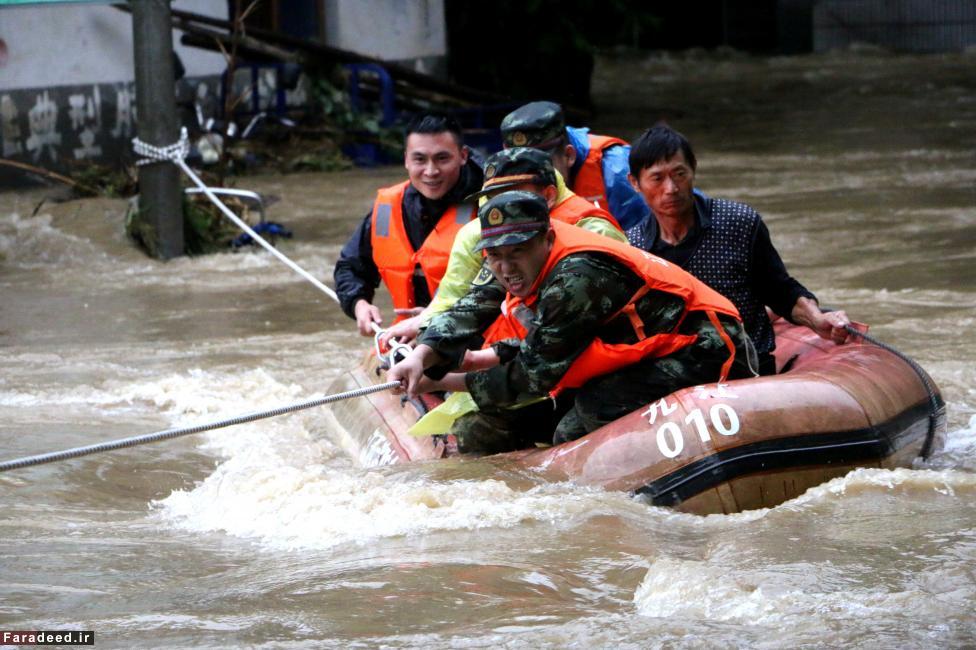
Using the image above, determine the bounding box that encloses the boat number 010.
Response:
[655,404,740,458]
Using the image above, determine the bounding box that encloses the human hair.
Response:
[629,124,697,176]
[539,133,569,153]
[405,112,464,147]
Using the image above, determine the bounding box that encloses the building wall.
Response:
[323,0,446,75]
[0,1,227,181]
[814,0,976,52]
[0,1,226,91]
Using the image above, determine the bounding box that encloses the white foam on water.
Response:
[61,358,633,554]
[100,363,626,552]
[0,209,337,296]
[0,212,108,268]
[0,366,307,421]
[925,414,976,472]
[105,240,337,292]
[156,460,615,552]
[633,555,975,628]
[89,367,345,476]
[785,466,976,504]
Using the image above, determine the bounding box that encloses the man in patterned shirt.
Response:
[626,124,852,375]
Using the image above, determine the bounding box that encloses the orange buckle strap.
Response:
[608,285,652,341]
[622,304,646,341]
[706,310,737,383]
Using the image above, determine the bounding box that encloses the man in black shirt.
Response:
[626,125,851,375]
[333,114,484,335]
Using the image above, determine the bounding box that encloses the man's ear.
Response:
[564,144,577,168]
[543,185,558,207]
[628,172,640,192]
[459,144,470,165]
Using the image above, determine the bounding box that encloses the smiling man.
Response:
[333,113,483,335]
[388,191,755,454]
[377,146,625,350]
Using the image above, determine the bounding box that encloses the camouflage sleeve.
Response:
[463,254,631,407]
[466,253,690,408]
[417,263,507,378]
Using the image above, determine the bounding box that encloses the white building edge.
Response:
[0,0,446,182]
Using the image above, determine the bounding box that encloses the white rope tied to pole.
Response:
[132,127,341,306]
[132,129,390,338]
[131,131,410,376]
[0,381,402,473]
[132,127,192,167]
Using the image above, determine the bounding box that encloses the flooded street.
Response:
[2,49,975,648]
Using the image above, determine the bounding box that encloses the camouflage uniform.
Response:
[419,192,753,455]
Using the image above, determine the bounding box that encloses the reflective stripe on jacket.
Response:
[370,180,475,320]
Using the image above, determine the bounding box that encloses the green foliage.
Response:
[125,195,250,257]
[181,196,246,256]
[124,199,158,258]
[307,74,404,159]
[70,163,137,199]
[287,149,352,173]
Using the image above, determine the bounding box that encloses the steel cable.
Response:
[0,381,400,473]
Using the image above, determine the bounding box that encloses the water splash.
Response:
[0,212,107,268]
[156,466,615,552]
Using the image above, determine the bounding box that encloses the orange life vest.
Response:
[571,134,628,207]
[551,193,622,231]
[479,194,622,345]
[498,220,741,396]
[370,180,475,321]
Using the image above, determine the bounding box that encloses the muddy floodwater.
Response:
[2,49,975,648]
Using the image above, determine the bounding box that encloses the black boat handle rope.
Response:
[844,324,945,458]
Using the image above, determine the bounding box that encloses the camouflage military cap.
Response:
[474,190,551,251]
[464,147,558,202]
[500,101,566,150]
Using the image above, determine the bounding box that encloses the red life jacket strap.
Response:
[706,309,737,382]
[605,284,652,341]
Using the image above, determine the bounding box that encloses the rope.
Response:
[133,128,342,305]
[0,381,401,473]
[844,324,945,458]
[133,128,391,344]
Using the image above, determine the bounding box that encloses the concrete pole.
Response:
[131,0,183,259]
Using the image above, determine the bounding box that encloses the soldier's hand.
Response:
[353,299,382,337]
[460,348,501,371]
[387,353,426,399]
[394,307,425,318]
[379,312,425,349]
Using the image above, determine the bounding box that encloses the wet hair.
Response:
[405,112,464,147]
[629,124,697,176]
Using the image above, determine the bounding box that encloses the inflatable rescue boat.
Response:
[326,321,946,514]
